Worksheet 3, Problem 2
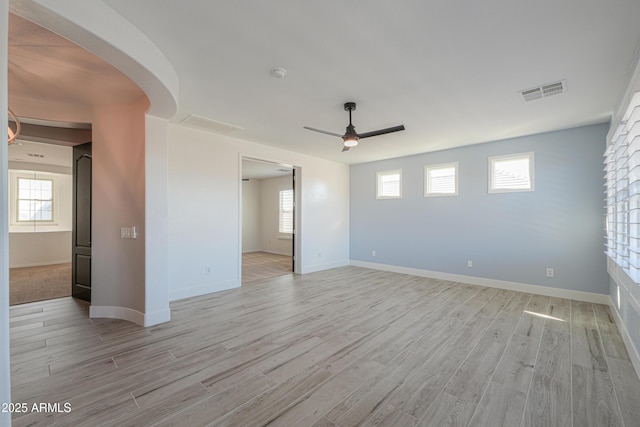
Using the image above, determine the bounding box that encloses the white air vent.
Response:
[180,114,244,134]
[519,80,566,102]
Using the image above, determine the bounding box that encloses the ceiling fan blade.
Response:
[358,125,405,139]
[303,126,343,138]
[341,145,350,152]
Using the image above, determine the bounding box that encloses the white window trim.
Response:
[16,177,55,223]
[424,162,458,197]
[9,170,62,228]
[376,169,402,199]
[488,152,535,193]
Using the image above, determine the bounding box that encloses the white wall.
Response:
[168,124,350,301]
[144,114,171,326]
[9,232,71,268]
[241,179,261,253]
[1,3,11,424]
[8,165,73,268]
[260,175,293,256]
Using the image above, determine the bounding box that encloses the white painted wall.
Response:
[144,114,170,326]
[260,175,293,256]
[167,124,350,301]
[241,179,261,253]
[1,3,11,425]
[9,232,71,268]
[7,165,73,268]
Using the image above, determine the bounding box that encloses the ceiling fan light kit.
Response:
[7,109,21,145]
[304,102,404,152]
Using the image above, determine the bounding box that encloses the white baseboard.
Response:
[143,307,171,327]
[90,305,145,326]
[170,279,240,302]
[301,259,350,274]
[89,305,170,327]
[607,296,640,379]
[350,260,610,305]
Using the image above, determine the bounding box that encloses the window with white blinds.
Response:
[489,152,534,193]
[279,189,294,235]
[425,162,458,197]
[376,170,402,199]
[605,91,640,282]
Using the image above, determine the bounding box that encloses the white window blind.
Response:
[605,91,640,281]
[425,162,458,196]
[489,153,534,193]
[279,189,294,234]
[376,170,402,199]
[17,177,54,222]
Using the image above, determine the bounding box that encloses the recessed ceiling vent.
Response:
[519,80,566,102]
[180,114,244,134]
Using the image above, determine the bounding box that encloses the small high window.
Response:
[489,152,534,193]
[425,162,458,197]
[376,170,402,199]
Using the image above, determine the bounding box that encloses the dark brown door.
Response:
[72,142,92,302]
[292,169,295,271]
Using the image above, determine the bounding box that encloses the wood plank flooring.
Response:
[242,252,292,284]
[9,266,640,426]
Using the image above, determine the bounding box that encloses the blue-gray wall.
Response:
[350,123,609,294]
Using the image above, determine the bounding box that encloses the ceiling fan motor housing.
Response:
[303,101,404,151]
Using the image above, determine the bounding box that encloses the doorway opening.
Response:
[241,157,299,284]
[7,120,91,305]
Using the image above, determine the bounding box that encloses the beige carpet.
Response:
[242,251,292,284]
[10,263,72,306]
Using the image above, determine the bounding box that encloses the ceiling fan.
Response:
[304,102,405,152]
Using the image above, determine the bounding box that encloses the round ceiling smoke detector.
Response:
[270,67,287,79]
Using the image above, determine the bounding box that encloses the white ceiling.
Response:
[9,1,640,165]
[242,159,293,180]
[8,140,72,168]
[8,13,145,112]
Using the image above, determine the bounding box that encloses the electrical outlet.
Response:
[205,267,211,276]
[372,250,376,257]
[546,268,554,278]
[467,260,473,268]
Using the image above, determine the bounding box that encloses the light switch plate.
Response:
[121,226,137,239]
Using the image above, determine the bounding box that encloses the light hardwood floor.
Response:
[242,252,292,284]
[9,267,640,426]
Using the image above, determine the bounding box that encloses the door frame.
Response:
[239,155,301,280]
